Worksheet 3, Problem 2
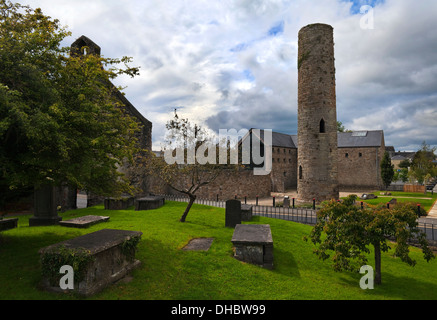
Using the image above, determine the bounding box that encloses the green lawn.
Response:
[0,201,436,300]
[348,191,437,213]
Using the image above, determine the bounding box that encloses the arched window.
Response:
[319,119,326,133]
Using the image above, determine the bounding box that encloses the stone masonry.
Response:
[297,23,339,203]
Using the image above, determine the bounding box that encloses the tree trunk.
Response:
[180,194,196,222]
[374,242,382,285]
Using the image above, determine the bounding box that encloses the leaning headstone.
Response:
[225,199,241,228]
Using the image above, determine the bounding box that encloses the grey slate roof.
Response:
[271,131,297,148]
[244,129,384,149]
[391,155,407,161]
[337,130,384,148]
[244,129,297,148]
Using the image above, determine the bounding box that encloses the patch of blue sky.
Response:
[268,21,284,37]
[243,69,255,82]
[341,0,385,14]
[230,42,250,53]
[230,21,285,53]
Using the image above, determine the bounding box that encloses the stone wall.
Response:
[271,147,297,192]
[149,168,271,200]
[337,147,384,190]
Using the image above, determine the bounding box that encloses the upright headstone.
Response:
[241,204,253,221]
[283,196,290,208]
[225,199,241,228]
[29,185,62,227]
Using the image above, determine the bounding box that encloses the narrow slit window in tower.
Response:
[299,166,303,179]
[319,119,326,133]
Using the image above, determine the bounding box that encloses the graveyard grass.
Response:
[1,201,437,300]
[357,191,437,213]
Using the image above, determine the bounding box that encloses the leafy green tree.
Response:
[398,159,411,169]
[305,195,434,285]
[337,121,346,132]
[380,152,394,189]
[411,142,437,184]
[399,167,409,183]
[0,1,141,208]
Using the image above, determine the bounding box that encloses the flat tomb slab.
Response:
[0,218,18,231]
[231,224,273,269]
[135,196,165,211]
[104,196,134,210]
[59,215,109,228]
[182,238,214,251]
[231,224,273,244]
[39,229,142,296]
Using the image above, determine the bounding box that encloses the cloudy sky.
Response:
[23,0,437,152]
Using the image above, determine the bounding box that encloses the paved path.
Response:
[427,199,437,218]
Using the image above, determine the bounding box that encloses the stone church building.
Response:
[189,24,388,202]
[242,128,386,194]
[71,36,153,207]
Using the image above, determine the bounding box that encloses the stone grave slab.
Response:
[231,224,273,269]
[135,196,165,211]
[241,204,253,221]
[59,215,110,228]
[389,198,397,205]
[39,229,142,296]
[0,218,18,231]
[104,196,134,210]
[225,199,241,228]
[182,238,214,251]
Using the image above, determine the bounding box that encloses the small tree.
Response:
[0,1,141,207]
[145,111,234,222]
[398,159,411,169]
[380,152,394,190]
[305,195,434,285]
[411,142,437,184]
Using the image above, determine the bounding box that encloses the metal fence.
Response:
[160,194,437,243]
[160,194,318,225]
[418,221,437,242]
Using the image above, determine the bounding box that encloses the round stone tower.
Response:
[297,23,339,203]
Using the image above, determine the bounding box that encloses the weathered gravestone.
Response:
[104,196,134,210]
[39,229,142,296]
[389,198,397,205]
[29,185,62,227]
[231,224,273,269]
[283,196,290,208]
[241,204,253,222]
[360,193,377,200]
[135,196,165,211]
[182,238,214,251]
[225,199,241,228]
[0,218,18,231]
[59,215,110,228]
